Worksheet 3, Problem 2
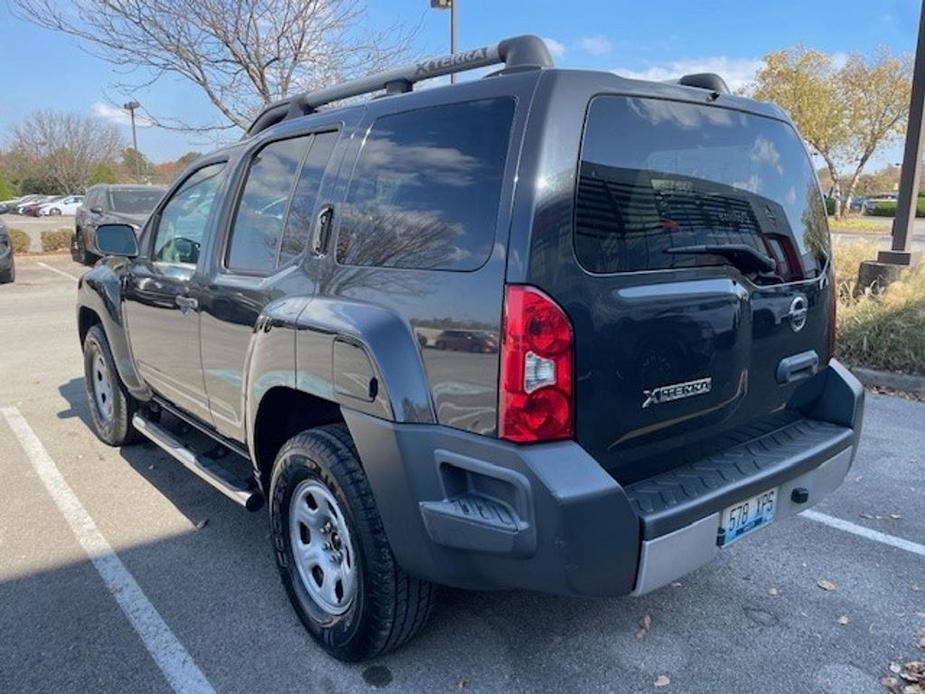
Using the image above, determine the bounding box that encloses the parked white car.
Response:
[38,195,84,216]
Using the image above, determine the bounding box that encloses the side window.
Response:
[336,98,515,271]
[278,131,338,266]
[152,162,227,268]
[226,136,311,274]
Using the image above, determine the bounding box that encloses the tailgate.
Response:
[550,94,834,480]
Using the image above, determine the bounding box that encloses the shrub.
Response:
[9,229,31,254]
[40,229,73,253]
[868,197,925,217]
[824,196,836,215]
[833,239,925,375]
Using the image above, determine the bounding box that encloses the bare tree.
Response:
[11,0,418,133]
[9,110,124,193]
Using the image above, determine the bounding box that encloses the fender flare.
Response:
[77,260,150,400]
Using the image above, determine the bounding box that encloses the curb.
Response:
[848,366,925,396]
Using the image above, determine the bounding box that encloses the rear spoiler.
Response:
[664,73,731,95]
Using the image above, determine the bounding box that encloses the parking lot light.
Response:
[123,100,141,180]
[430,0,457,83]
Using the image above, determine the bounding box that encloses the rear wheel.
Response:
[270,424,435,661]
[82,325,140,446]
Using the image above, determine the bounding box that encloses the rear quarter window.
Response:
[575,96,829,281]
[336,97,515,271]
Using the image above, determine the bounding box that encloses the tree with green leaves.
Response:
[750,47,911,218]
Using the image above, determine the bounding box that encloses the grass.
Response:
[832,238,925,376]
[827,215,889,233]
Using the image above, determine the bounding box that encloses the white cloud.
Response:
[542,37,566,59]
[579,34,612,56]
[92,102,154,128]
[614,56,765,93]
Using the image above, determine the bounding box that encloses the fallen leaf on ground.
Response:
[891,663,903,674]
[837,615,850,625]
[195,519,209,530]
[654,674,670,688]
[881,675,900,693]
[890,514,903,520]
[670,581,682,588]
[817,579,838,592]
[861,513,875,519]
[456,677,469,689]
[768,586,779,596]
[636,614,652,639]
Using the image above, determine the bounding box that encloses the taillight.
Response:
[499,285,574,443]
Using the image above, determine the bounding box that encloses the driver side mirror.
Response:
[90,206,103,215]
[95,224,139,258]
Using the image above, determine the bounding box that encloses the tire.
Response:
[0,257,13,284]
[270,424,435,662]
[50,208,62,216]
[74,228,95,265]
[82,324,141,446]
[436,341,446,351]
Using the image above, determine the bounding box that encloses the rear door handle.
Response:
[776,350,818,384]
[175,295,198,314]
[311,205,334,256]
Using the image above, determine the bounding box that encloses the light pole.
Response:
[430,0,457,83]
[123,100,141,180]
[858,2,924,291]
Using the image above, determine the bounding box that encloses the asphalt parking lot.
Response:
[1,254,923,694]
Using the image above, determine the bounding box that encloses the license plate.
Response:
[718,487,778,547]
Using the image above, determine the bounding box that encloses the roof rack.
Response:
[673,73,730,95]
[246,34,553,137]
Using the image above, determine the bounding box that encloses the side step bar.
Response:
[132,415,264,512]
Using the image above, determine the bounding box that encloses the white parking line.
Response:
[1,406,215,694]
[37,262,79,281]
[802,509,925,557]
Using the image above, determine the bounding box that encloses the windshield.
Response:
[109,188,165,215]
[575,96,829,282]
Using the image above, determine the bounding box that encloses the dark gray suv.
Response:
[75,35,864,661]
[0,220,14,283]
[73,184,166,264]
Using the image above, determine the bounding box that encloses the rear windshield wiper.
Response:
[664,244,777,274]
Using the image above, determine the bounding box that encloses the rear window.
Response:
[575,96,829,281]
[110,188,165,215]
[336,97,515,271]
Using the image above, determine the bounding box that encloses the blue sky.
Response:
[0,0,919,164]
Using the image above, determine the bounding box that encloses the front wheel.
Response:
[83,325,140,446]
[49,208,62,216]
[0,257,13,284]
[73,229,95,265]
[270,424,435,661]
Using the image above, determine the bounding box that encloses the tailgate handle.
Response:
[776,350,819,385]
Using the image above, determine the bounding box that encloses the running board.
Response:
[132,415,264,512]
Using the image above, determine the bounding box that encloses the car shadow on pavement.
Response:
[56,377,238,525]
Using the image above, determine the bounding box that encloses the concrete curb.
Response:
[849,365,925,395]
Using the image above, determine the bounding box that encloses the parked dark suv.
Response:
[0,220,14,283]
[75,36,864,662]
[73,184,166,264]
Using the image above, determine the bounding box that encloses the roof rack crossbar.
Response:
[246,34,552,136]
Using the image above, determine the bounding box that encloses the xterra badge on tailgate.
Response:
[642,377,712,408]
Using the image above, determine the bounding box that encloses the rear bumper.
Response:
[344,360,864,598]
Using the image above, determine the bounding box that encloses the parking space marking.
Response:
[1,406,216,694]
[36,262,79,281]
[802,509,925,557]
